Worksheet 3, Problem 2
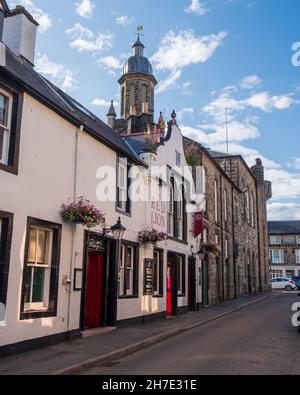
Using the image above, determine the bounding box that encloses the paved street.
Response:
[80,293,300,375]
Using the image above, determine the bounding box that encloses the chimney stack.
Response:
[3,6,38,65]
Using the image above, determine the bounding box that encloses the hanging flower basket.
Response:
[201,242,221,257]
[61,197,105,229]
[138,228,167,244]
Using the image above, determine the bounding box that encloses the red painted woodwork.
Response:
[167,263,173,316]
[84,252,103,329]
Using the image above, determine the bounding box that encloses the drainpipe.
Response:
[66,125,84,337]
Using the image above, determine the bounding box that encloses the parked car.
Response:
[291,276,300,290]
[271,277,297,291]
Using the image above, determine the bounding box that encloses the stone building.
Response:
[182,140,272,305]
[268,221,300,278]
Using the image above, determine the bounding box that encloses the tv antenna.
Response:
[225,107,229,154]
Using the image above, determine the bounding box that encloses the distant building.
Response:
[268,221,300,278]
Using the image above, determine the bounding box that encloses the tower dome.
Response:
[118,30,157,120]
[123,38,154,76]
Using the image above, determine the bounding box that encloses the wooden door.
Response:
[84,251,103,329]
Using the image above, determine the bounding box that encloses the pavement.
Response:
[0,292,274,375]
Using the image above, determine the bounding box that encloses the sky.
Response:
[6,0,300,220]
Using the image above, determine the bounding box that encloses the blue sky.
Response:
[7,0,300,220]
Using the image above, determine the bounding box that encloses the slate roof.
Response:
[208,150,233,158]
[0,44,145,166]
[268,221,300,235]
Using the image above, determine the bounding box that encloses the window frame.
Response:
[270,249,284,264]
[118,241,139,299]
[0,211,13,324]
[0,89,13,166]
[20,217,62,320]
[0,79,23,175]
[153,249,164,298]
[223,189,228,222]
[167,181,174,237]
[23,225,53,312]
[177,255,186,297]
[116,157,131,215]
[270,235,282,245]
[214,179,219,224]
[295,249,300,264]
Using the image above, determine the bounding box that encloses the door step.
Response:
[81,327,117,338]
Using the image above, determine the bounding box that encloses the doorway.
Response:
[188,257,196,311]
[202,257,209,307]
[84,251,104,329]
[167,253,177,316]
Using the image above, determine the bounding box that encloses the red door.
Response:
[84,252,103,329]
[167,263,173,316]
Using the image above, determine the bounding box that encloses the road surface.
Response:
[81,293,300,375]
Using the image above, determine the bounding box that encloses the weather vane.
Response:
[136,25,144,39]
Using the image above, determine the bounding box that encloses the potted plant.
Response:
[138,228,167,245]
[61,197,105,229]
[199,242,221,257]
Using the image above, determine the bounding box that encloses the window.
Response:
[177,187,183,240]
[0,91,12,165]
[0,84,22,174]
[234,199,239,225]
[24,227,52,311]
[225,239,229,259]
[250,192,255,227]
[167,182,174,236]
[117,157,131,214]
[270,270,283,280]
[119,244,138,298]
[21,218,62,319]
[245,190,250,224]
[295,250,300,264]
[224,190,228,222]
[214,180,218,223]
[296,236,300,245]
[0,211,13,323]
[270,249,284,264]
[270,236,281,245]
[153,249,163,297]
[177,255,186,296]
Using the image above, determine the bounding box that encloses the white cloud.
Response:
[287,157,300,170]
[245,92,297,112]
[97,56,122,75]
[151,30,227,72]
[35,54,77,92]
[177,108,194,121]
[240,75,262,89]
[156,70,182,94]
[115,16,134,26]
[268,203,300,221]
[91,98,118,107]
[75,0,95,19]
[7,0,52,33]
[66,23,113,53]
[185,0,208,16]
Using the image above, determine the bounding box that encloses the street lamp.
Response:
[108,217,126,327]
[197,247,205,261]
[111,217,126,241]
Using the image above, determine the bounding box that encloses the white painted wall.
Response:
[0,94,204,347]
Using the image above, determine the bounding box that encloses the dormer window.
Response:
[0,90,12,166]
